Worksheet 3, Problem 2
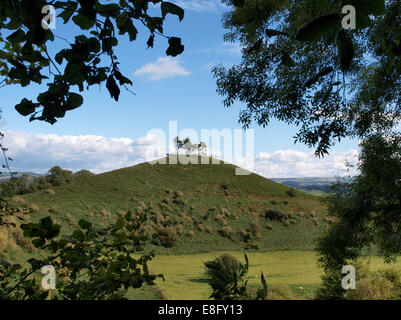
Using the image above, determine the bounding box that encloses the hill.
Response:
[271,177,338,194]
[2,156,330,261]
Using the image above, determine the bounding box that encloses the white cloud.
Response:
[2,131,360,178]
[252,149,359,178]
[3,131,166,174]
[134,57,191,81]
[173,0,227,13]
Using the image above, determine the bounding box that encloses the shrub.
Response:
[204,254,268,300]
[0,227,9,251]
[268,284,297,300]
[218,226,233,239]
[66,213,75,225]
[250,220,262,239]
[187,230,195,238]
[11,197,26,206]
[266,223,273,230]
[176,224,184,236]
[204,254,248,300]
[153,226,178,248]
[197,223,205,231]
[262,209,287,222]
[205,226,213,234]
[74,170,94,177]
[175,191,184,197]
[345,268,401,300]
[245,241,260,250]
[286,189,297,198]
[30,204,40,212]
[45,189,55,195]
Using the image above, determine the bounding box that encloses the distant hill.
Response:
[3,156,331,260]
[0,172,45,181]
[271,177,339,194]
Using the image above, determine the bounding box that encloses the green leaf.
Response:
[233,0,245,8]
[15,99,37,116]
[344,0,385,16]
[78,219,92,230]
[66,92,83,110]
[336,30,354,72]
[161,2,184,22]
[304,67,333,88]
[55,49,66,64]
[265,29,289,38]
[295,13,340,41]
[114,70,133,86]
[166,37,184,57]
[96,3,120,17]
[72,13,95,30]
[58,2,78,23]
[6,29,25,45]
[106,75,120,101]
[64,62,86,84]
[147,35,155,49]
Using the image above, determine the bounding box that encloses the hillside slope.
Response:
[7,156,330,256]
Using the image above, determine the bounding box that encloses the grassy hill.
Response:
[2,156,330,262]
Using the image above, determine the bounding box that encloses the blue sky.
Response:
[0,0,360,177]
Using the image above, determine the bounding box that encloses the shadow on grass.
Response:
[188,278,210,284]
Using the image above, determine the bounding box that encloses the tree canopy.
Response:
[213,0,400,156]
[0,0,184,124]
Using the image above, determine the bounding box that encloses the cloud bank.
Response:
[3,131,359,177]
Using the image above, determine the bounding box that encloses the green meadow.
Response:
[131,250,401,300]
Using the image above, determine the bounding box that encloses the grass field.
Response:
[139,250,401,300]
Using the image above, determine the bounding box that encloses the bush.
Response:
[30,204,40,212]
[204,254,248,300]
[74,170,94,177]
[286,189,297,198]
[245,241,260,250]
[204,254,268,300]
[205,226,213,234]
[45,189,55,195]
[345,268,401,300]
[262,209,287,222]
[11,197,26,206]
[152,226,178,248]
[250,220,262,239]
[218,226,233,239]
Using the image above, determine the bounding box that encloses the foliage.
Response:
[0,0,185,124]
[0,166,95,197]
[316,133,401,298]
[204,253,267,300]
[0,210,163,300]
[173,137,207,155]
[214,0,399,156]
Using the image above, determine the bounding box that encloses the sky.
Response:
[0,0,361,178]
